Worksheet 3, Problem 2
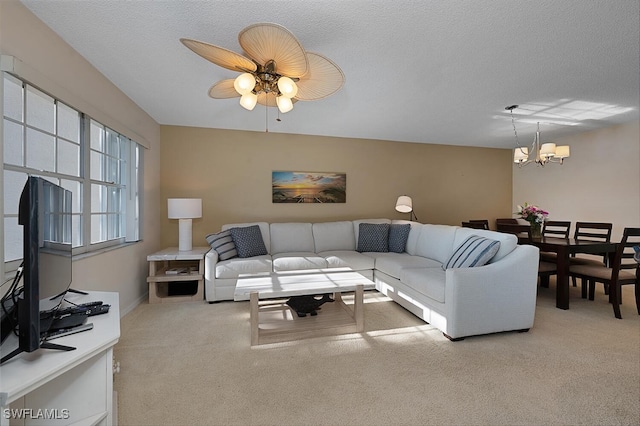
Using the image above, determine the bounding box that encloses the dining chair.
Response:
[497,223,556,287]
[568,227,640,319]
[570,222,613,295]
[468,219,490,230]
[539,220,571,263]
[496,218,518,229]
[462,221,488,230]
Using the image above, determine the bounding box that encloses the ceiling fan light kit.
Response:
[181,23,344,115]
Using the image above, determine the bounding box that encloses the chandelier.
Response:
[506,105,570,167]
[181,23,345,115]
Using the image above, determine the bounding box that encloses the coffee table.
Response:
[233,271,375,345]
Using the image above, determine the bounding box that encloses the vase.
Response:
[530,222,542,238]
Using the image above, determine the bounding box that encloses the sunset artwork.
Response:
[272,171,346,203]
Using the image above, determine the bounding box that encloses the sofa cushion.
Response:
[272,252,329,271]
[400,267,447,303]
[357,223,390,252]
[205,230,238,261]
[230,225,268,258]
[389,224,411,253]
[414,224,457,264]
[319,250,376,270]
[270,223,314,254]
[452,227,517,263]
[313,221,356,252]
[368,252,441,279]
[222,222,271,254]
[443,235,501,269]
[215,255,272,279]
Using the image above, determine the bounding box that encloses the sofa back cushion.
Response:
[453,227,517,263]
[414,224,457,263]
[313,221,356,252]
[221,222,271,254]
[270,223,314,254]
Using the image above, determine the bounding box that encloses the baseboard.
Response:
[120,292,148,318]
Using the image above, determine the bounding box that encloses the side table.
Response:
[146,247,210,304]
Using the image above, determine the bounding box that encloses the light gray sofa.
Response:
[204,219,539,340]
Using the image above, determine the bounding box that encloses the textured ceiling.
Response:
[20,0,640,149]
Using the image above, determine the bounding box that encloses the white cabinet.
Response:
[0,291,120,426]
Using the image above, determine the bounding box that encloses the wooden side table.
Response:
[146,247,210,304]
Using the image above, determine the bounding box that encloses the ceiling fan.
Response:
[180,23,345,114]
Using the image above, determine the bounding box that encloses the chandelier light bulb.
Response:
[277,76,298,98]
[234,73,256,95]
[239,92,258,110]
[276,96,294,113]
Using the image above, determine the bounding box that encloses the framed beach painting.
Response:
[272,171,346,203]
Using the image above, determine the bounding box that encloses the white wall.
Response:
[513,121,640,240]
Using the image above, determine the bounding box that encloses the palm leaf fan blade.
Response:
[208,80,240,99]
[294,52,345,101]
[238,23,308,78]
[180,38,257,73]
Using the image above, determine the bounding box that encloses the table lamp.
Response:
[168,198,202,251]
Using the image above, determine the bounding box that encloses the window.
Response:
[2,73,143,268]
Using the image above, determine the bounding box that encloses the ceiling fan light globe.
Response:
[239,93,258,110]
[277,76,298,98]
[276,96,294,113]
[234,73,256,95]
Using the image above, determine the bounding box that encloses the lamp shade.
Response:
[277,76,298,98]
[540,143,556,159]
[168,198,202,219]
[240,93,258,110]
[555,145,570,158]
[514,147,529,163]
[395,196,413,213]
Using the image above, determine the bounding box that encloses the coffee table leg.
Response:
[355,284,364,332]
[250,291,259,346]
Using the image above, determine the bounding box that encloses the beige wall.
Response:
[160,126,513,248]
[513,121,640,240]
[0,1,162,314]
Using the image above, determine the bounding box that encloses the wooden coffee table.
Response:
[233,271,375,345]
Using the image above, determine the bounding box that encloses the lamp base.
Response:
[178,219,193,251]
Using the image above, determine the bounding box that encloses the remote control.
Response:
[45,323,93,340]
[78,301,103,307]
[85,304,110,316]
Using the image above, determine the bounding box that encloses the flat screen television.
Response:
[0,177,74,364]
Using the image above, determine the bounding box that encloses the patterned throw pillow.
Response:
[389,224,411,253]
[229,225,268,258]
[205,230,238,261]
[357,223,390,253]
[443,235,501,270]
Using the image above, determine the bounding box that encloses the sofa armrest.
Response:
[444,244,539,339]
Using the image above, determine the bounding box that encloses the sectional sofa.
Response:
[204,219,539,340]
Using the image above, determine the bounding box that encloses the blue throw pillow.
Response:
[357,223,390,253]
[205,230,238,261]
[229,225,268,258]
[443,235,501,269]
[389,224,411,253]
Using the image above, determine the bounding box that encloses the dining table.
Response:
[520,236,618,310]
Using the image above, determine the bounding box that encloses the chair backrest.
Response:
[574,222,613,242]
[497,223,532,242]
[496,218,518,225]
[611,228,640,281]
[462,220,489,230]
[543,220,571,238]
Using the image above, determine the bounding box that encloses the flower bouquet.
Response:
[516,203,548,237]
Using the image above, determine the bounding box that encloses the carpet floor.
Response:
[114,279,640,425]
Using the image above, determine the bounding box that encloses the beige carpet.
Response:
[114,279,640,425]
